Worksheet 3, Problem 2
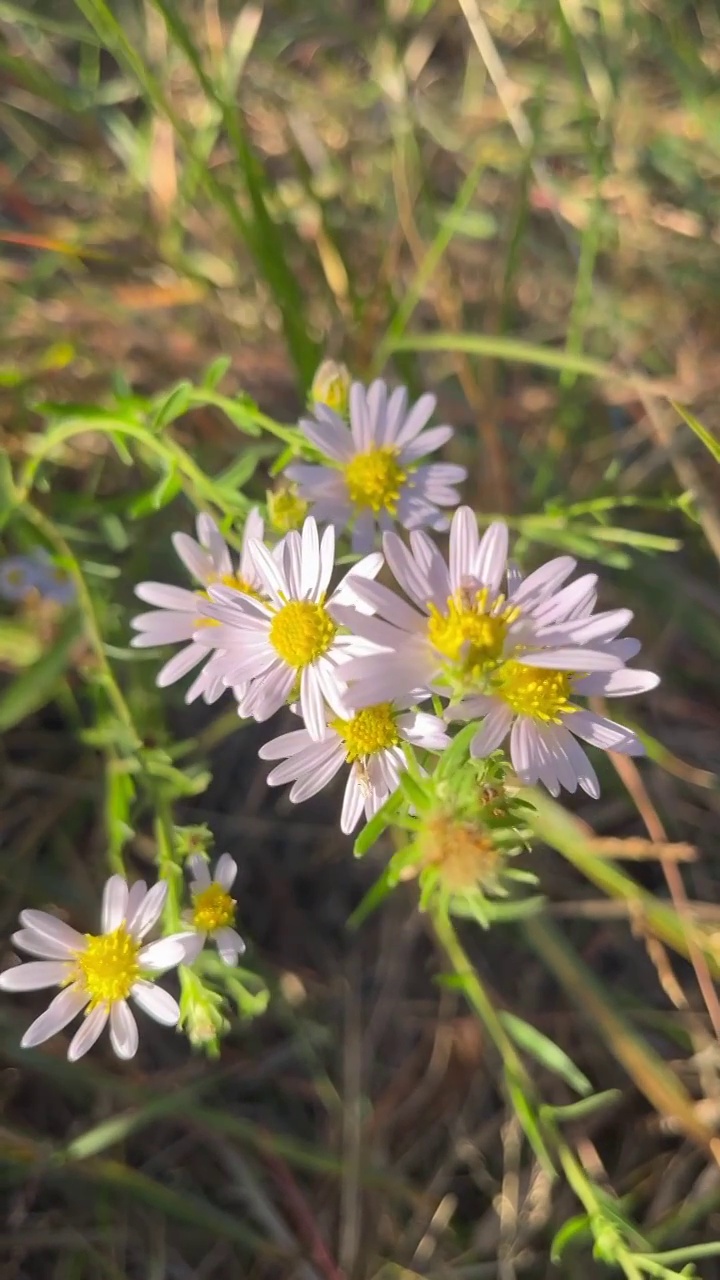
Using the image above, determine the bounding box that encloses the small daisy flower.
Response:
[131,509,265,705]
[0,554,75,605]
[285,378,467,552]
[452,655,659,799]
[196,516,383,741]
[181,853,245,967]
[335,506,627,709]
[0,877,190,1061]
[259,700,449,834]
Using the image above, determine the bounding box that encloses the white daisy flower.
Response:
[285,378,467,552]
[0,877,191,1061]
[259,701,449,833]
[130,509,265,705]
[181,853,245,967]
[334,506,627,709]
[195,516,383,741]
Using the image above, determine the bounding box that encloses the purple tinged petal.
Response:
[400,425,454,462]
[470,704,513,757]
[475,522,509,595]
[449,506,480,590]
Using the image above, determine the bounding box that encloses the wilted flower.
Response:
[131,509,264,704]
[0,877,190,1061]
[196,516,382,741]
[286,378,466,552]
[259,700,449,833]
[310,359,352,416]
[267,484,309,534]
[181,853,245,967]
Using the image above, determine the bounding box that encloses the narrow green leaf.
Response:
[506,1078,557,1179]
[353,788,403,857]
[550,1213,592,1262]
[673,401,720,466]
[541,1089,622,1125]
[201,355,232,390]
[149,381,192,432]
[500,1011,593,1095]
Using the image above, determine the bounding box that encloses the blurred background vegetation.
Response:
[2,0,720,1276]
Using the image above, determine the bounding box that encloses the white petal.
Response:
[180,932,205,964]
[68,1004,109,1061]
[187,855,211,889]
[156,643,207,687]
[315,524,336,599]
[18,911,85,955]
[400,424,454,461]
[134,582,199,611]
[126,880,147,922]
[171,531,213,583]
[511,556,576,608]
[11,928,78,960]
[215,853,237,891]
[138,934,190,970]
[475,522,508,594]
[299,517,320,597]
[567,709,644,755]
[521,648,622,672]
[573,668,659,698]
[340,772,366,834]
[300,664,328,742]
[394,391,436,447]
[127,882,167,941]
[215,926,246,966]
[101,875,129,934]
[130,980,180,1027]
[449,506,479,590]
[558,727,600,798]
[383,532,433,610]
[248,537,289,606]
[0,960,71,991]
[110,1000,139,1060]
[470,703,513,757]
[21,985,89,1049]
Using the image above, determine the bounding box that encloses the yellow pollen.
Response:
[269,599,337,668]
[330,702,400,763]
[493,660,576,723]
[192,882,236,934]
[71,926,140,1010]
[426,588,520,680]
[343,446,407,515]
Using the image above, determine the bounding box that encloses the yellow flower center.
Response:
[331,702,400,762]
[269,599,337,668]
[427,588,520,681]
[192,882,236,934]
[493,660,576,722]
[72,926,140,1010]
[343,447,407,514]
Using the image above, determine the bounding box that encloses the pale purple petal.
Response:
[134,582,199,610]
[470,703,514,757]
[299,414,354,462]
[449,506,480,589]
[475,522,509,595]
[566,709,644,755]
[171,532,213,583]
[400,425,454,462]
[521,648,623,672]
[510,557,576,609]
[393,392,437,447]
[188,855,211,889]
[157,643,207,687]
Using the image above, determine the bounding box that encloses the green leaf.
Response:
[0,612,81,732]
[347,867,397,930]
[541,1089,622,1125]
[506,1078,556,1179]
[128,467,183,517]
[434,722,477,780]
[149,381,192,432]
[673,401,720,466]
[550,1213,592,1262]
[500,1011,593,1096]
[201,356,232,390]
[398,771,429,811]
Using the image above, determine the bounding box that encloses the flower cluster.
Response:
[1,857,243,1060]
[2,371,660,1065]
[130,376,658,821]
